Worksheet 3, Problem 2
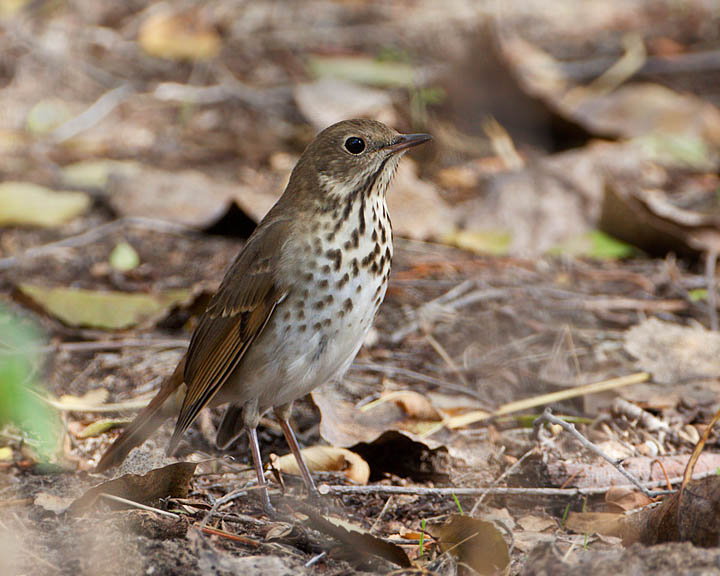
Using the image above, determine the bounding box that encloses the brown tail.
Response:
[95,355,186,472]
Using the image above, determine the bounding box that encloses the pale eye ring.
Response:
[344,136,366,154]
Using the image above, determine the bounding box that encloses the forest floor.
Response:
[2,1,720,574]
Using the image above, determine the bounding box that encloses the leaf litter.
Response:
[2,0,720,574]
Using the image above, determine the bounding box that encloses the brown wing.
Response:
[168,218,290,453]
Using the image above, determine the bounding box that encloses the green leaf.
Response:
[0,182,91,227]
[17,284,193,330]
[0,306,60,461]
[109,242,140,272]
[76,418,132,439]
[549,230,636,260]
[689,289,708,302]
[307,56,417,87]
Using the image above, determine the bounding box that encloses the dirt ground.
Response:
[3,0,720,575]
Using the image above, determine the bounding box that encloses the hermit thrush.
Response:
[96,119,431,513]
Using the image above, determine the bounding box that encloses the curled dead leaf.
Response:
[271,446,370,485]
[364,390,442,421]
[605,486,653,512]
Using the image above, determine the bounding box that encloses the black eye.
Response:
[344,136,366,154]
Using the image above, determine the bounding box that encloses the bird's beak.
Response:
[386,133,432,153]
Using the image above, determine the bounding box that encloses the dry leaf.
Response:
[387,160,454,240]
[16,284,193,330]
[624,317,720,384]
[70,462,197,515]
[58,389,109,409]
[517,514,556,532]
[366,390,442,421]
[300,504,411,567]
[108,166,277,230]
[568,476,720,546]
[601,178,720,257]
[430,515,510,575]
[313,385,486,470]
[0,182,90,227]
[605,486,654,512]
[270,446,370,485]
[34,492,75,514]
[295,77,396,130]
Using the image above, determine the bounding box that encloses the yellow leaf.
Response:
[271,446,370,485]
[138,9,221,61]
[18,284,192,330]
[0,183,90,227]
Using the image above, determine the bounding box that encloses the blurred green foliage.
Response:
[0,306,59,461]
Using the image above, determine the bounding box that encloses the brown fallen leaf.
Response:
[270,446,370,485]
[108,166,277,231]
[313,385,487,471]
[363,390,442,421]
[567,476,720,547]
[69,462,197,515]
[430,515,510,575]
[299,504,411,568]
[605,486,654,513]
[601,177,720,257]
[386,160,455,241]
[295,77,396,130]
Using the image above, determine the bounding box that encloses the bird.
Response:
[95,119,431,513]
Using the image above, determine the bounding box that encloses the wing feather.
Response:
[168,218,290,453]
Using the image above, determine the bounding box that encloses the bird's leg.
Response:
[247,426,274,515]
[244,401,274,515]
[275,402,319,498]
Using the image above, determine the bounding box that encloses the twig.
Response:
[199,525,261,548]
[52,85,133,143]
[0,217,193,271]
[318,472,707,498]
[370,495,394,533]
[305,552,328,568]
[535,408,663,498]
[99,493,180,519]
[706,249,718,331]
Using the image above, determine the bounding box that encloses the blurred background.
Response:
[3,1,720,574]
[1,0,719,256]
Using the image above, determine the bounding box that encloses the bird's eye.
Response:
[344,136,366,154]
